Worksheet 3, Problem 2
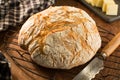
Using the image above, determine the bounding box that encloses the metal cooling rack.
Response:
[1,26,120,80]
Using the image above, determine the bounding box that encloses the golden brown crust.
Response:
[18,6,101,69]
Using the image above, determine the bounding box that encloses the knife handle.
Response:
[102,32,120,57]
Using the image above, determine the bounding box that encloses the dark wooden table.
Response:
[0,0,120,80]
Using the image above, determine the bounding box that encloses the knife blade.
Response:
[73,32,120,80]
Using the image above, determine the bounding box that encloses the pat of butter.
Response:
[96,0,103,7]
[102,0,115,12]
[85,0,95,6]
[106,4,118,15]
[85,0,93,4]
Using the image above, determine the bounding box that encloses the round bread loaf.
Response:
[18,6,101,69]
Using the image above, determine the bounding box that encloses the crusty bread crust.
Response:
[18,6,101,69]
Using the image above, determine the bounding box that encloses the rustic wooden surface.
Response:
[0,0,120,80]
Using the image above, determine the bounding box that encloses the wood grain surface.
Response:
[0,0,120,80]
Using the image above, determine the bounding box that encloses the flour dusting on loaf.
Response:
[18,6,101,69]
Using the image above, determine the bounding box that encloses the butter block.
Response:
[90,0,95,6]
[102,0,115,12]
[85,0,93,4]
[85,0,95,6]
[106,4,118,15]
[96,0,103,7]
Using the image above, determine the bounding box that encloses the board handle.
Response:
[102,32,120,57]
